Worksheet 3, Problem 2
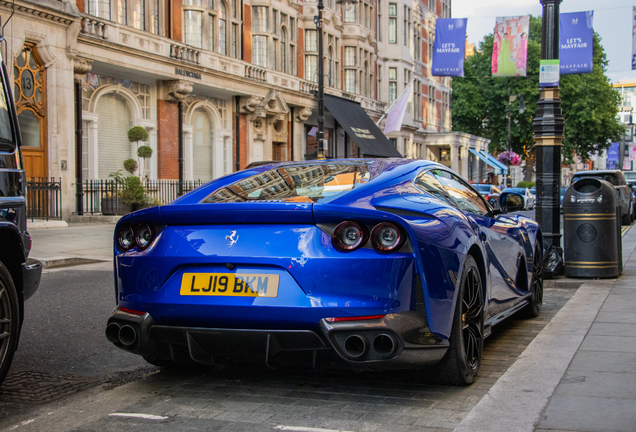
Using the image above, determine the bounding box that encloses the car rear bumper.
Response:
[21,258,41,301]
[106,309,448,371]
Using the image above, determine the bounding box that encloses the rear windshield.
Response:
[201,162,372,204]
[573,173,620,186]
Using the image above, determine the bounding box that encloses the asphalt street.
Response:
[0,259,577,431]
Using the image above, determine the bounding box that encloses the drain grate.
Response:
[0,371,103,404]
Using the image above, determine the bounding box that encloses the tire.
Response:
[0,263,21,385]
[428,255,484,386]
[522,243,543,318]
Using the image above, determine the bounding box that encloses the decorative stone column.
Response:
[450,143,460,172]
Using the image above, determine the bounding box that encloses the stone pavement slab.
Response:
[534,226,636,432]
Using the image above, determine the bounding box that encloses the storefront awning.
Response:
[468,149,508,175]
[324,94,402,158]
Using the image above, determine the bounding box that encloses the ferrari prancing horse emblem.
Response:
[225,230,239,248]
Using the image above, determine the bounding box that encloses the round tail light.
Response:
[117,225,135,250]
[135,223,154,250]
[333,221,367,252]
[370,222,404,252]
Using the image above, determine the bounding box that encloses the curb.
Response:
[28,220,69,230]
[39,257,110,269]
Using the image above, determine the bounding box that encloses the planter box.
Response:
[101,197,132,215]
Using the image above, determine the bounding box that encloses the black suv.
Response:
[0,50,42,384]
[571,170,634,225]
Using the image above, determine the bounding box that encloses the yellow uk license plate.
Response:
[180,273,279,298]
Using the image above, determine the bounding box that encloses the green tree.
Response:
[452,16,622,169]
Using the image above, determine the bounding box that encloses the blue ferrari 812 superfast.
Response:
[106,159,543,386]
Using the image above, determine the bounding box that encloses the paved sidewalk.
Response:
[535,225,636,432]
[456,225,636,432]
[28,223,115,268]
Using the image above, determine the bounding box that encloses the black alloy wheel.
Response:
[427,255,484,386]
[461,263,484,372]
[0,263,20,385]
[523,243,543,318]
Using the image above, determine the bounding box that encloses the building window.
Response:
[428,0,435,13]
[218,3,227,54]
[428,85,436,126]
[192,108,216,182]
[414,81,422,121]
[414,23,421,61]
[209,16,215,51]
[388,3,397,44]
[404,6,410,47]
[150,0,160,34]
[131,0,145,29]
[442,91,449,129]
[344,46,356,67]
[377,0,382,41]
[388,67,397,104]
[390,138,397,148]
[328,47,334,86]
[428,30,434,65]
[118,0,127,24]
[252,6,268,32]
[364,61,369,97]
[305,29,318,82]
[232,0,238,19]
[252,35,268,67]
[281,28,287,73]
[344,4,356,23]
[87,0,111,20]
[232,23,238,58]
[345,69,356,93]
[184,10,203,48]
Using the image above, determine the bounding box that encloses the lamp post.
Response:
[534,0,565,264]
[315,0,357,160]
[507,87,525,187]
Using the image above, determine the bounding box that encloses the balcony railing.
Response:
[170,44,201,64]
[80,16,109,40]
[245,65,267,82]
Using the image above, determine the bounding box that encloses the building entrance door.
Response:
[14,44,47,179]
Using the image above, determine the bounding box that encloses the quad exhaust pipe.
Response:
[106,322,139,347]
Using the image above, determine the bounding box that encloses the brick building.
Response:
[1,0,489,220]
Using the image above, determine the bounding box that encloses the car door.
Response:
[431,169,525,315]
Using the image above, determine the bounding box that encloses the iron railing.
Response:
[26,177,63,221]
[81,179,207,215]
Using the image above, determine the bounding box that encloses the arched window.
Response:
[281,28,287,73]
[219,2,227,55]
[192,108,215,181]
[96,93,133,179]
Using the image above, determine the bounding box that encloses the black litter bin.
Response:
[563,178,622,278]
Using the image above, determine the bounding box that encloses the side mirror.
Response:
[499,192,524,213]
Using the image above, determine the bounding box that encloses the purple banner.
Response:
[560,11,594,75]
[607,142,619,163]
[432,18,467,77]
